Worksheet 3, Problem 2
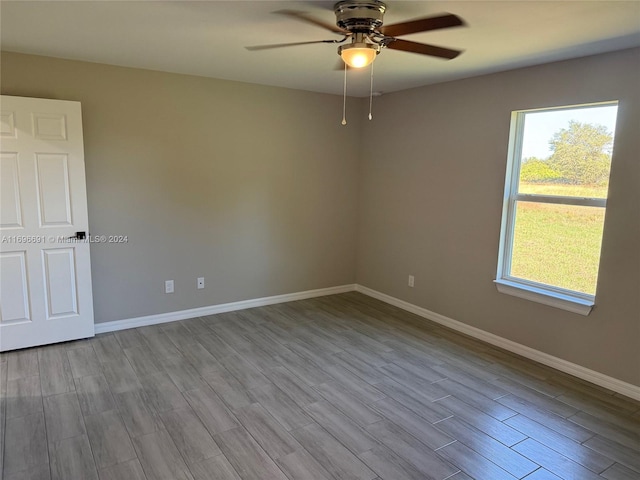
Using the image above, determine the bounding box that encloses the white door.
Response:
[0,95,94,351]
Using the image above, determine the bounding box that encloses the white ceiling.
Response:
[2,1,639,97]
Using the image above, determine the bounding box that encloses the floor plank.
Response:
[203,369,253,410]
[132,429,195,480]
[90,334,124,364]
[183,386,240,435]
[496,394,594,443]
[434,416,538,478]
[600,462,640,480]
[275,449,333,480]
[50,434,98,480]
[75,374,116,416]
[138,372,188,413]
[43,392,86,443]
[4,463,52,480]
[437,378,517,421]
[98,458,147,480]
[114,329,147,350]
[7,350,39,381]
[214,427,288,480]
[264,366,321,407]
[190,455,241,480]
[436,440,518,480]
[373,380,450,423]
[512,438,602,480]
[3,412,49,476]
[160,407,222,467]
[365,420,459,479]
[434,395,527,446]
[371,397,454,450]
[38,348,75,397]
[163,355,208,392]
[581,434,640,473]
[218,354,271,390]
[313,381,383,427]
[522,469,563,480]
[123,345,163,378]
[291,422,377,480]
[247,383,313,431]
[568,410,640,450]
[6,376,42,419]
[359,445,432,480]
[504,413,615,473]
[113,389,164,438]
[67,346,101,379]
[304,400,379,454]
[234,403,301,459]
[101,357,142,395]
[85,410,137,469]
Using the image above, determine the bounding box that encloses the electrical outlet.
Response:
[197,277,205,289]
[408,275,415,288]
[165,280,174,294]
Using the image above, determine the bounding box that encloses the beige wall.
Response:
[1,52,362,323]
[356,48,640,386]
[2,49,638,387]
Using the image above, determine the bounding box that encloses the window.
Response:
[496,102,618,315]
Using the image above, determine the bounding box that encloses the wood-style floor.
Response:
[1,292,639,480]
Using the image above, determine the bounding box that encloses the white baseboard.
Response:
[94,284,356,334]
[355,284,640,401]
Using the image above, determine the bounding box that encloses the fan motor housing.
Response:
[334,0,386,32]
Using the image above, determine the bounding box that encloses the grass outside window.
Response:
[511,188,606,295]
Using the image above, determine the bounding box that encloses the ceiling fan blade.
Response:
[385,38,462,59]
[246,40,338,51]
[379,13,464,37]
[274,10,346,34]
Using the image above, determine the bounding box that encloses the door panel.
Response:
[0,153,23,228]
[32,113,67,141]
[35,153,73,226]
[43,248,78,318]
[0,95,94,351]
[0,251,30,323]
[0,111,17,137]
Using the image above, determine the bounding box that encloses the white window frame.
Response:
[495,102,617,316]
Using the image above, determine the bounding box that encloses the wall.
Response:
[3,48,638,388]
[357,48,640,386]
[1,52,362,323]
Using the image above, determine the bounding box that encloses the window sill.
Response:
[494,279,594,316]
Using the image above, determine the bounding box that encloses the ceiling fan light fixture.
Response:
[338,42,380,68]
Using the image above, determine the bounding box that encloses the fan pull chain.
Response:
[341,62,347,125]
[368,61,374,120]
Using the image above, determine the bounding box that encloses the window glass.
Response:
[517,106,617,199]
[511,202,606,295]
[497,102,618,307]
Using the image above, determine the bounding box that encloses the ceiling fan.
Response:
[247,0,465,69]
